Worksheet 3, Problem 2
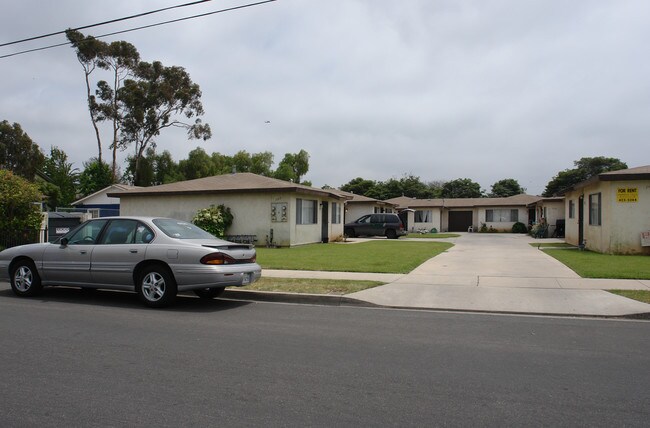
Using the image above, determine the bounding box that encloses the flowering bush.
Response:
[192,205,233,238]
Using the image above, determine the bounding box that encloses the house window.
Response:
[589,193,601,226]
[486,209,519,222]
[331,202,341,224]
[568,200,575,219]
[414,210,432,223]
[296,199,317,225]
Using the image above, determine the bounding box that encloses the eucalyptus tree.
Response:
[118,61,211,185]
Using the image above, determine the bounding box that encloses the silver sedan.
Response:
[0,217,262,307]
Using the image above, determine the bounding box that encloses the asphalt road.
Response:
[1,287,649,427]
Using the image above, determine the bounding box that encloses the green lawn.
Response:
[608,290,650,304]
[237,277,384,295]
[406,233,460,239]
[529,243,575,248]
[543,249,650,279]
[256,240,453,273]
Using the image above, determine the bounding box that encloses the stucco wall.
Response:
[345,204,376,224]
[410,208,442,232]
[118,192,344,247]
[477,207,529,232]
[565,180,650,254]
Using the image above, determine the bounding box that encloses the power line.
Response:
[0,0,215,48]
[0,0,277,59]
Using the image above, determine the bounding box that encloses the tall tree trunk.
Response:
[84,70,102,165]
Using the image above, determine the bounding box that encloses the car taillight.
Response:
[201,253,237,265]
[200,252,257,265]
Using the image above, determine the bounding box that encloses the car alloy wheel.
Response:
[10,261,43,297]
[137,265,177,308]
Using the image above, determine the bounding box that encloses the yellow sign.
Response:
[617,187,638,203]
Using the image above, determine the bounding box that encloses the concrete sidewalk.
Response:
[261,234,650,317]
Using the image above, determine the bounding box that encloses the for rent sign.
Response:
[617,187,638,203]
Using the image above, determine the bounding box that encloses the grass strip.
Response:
[256,240,452,274]
[529,242,575,248]
[543,249,650,279]
[235,277,384,295]
[608,290,650,304]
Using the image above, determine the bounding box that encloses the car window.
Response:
[99,219,139,245]
[153,219,215,239]
[66,220,108,245]
[357,215,371,224]
[134,224,155,244]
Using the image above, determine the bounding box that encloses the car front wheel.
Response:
[10,260,43,297]
[136,265,177,308]
[193,287,226,299]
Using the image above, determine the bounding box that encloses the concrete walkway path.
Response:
[345,234,650,316]
[266,234,650,317]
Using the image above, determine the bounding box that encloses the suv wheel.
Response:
[386,229,398,239]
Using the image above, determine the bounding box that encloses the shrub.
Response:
[0,169,43,232]
[512,222,528,234]
[191,204,233,238]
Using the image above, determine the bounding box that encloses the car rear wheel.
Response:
[344,228,356,238]
[136,265,177,308]
[386,229,398,239]
[193,287,226,299]
[10,260,43,297]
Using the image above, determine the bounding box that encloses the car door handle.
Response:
[129,249,138,254]
[79,250,87,255]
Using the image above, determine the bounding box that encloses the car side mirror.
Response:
[60,237,69,247]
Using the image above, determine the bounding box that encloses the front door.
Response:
[41,219,108,285]
[321,202,329,243]
[578,195,584,247]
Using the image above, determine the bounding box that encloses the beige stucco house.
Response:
[559,165,650,254]
[386,194,544,233]
[109,173,350,247]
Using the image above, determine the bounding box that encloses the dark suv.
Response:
[344,213,407,239]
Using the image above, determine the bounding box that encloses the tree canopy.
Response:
[0,120,45,180]
[440,178,484,198]
[543,156,628,196]
[0,169,43,232]
[489,178,525,197]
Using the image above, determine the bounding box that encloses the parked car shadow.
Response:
[0,284,251,313]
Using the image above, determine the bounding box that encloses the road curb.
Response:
[221,289,379,307]
[222,289,650,319]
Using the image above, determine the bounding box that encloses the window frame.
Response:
[588,193,602,226]
[296,198,318,225]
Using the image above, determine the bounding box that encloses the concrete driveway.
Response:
[347,233,650,317]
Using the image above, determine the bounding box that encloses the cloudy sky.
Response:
[1,0,649,195]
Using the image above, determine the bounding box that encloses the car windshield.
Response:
[153,219,216,239]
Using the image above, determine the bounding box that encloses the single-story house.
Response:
[108,172,350,247]
[559,165,650,254]
[72,184,141,217]
[328,189,397,223]
[385,194,545,233]
[527,196,566,237]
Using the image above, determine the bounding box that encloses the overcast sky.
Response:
[1,0,649,195]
